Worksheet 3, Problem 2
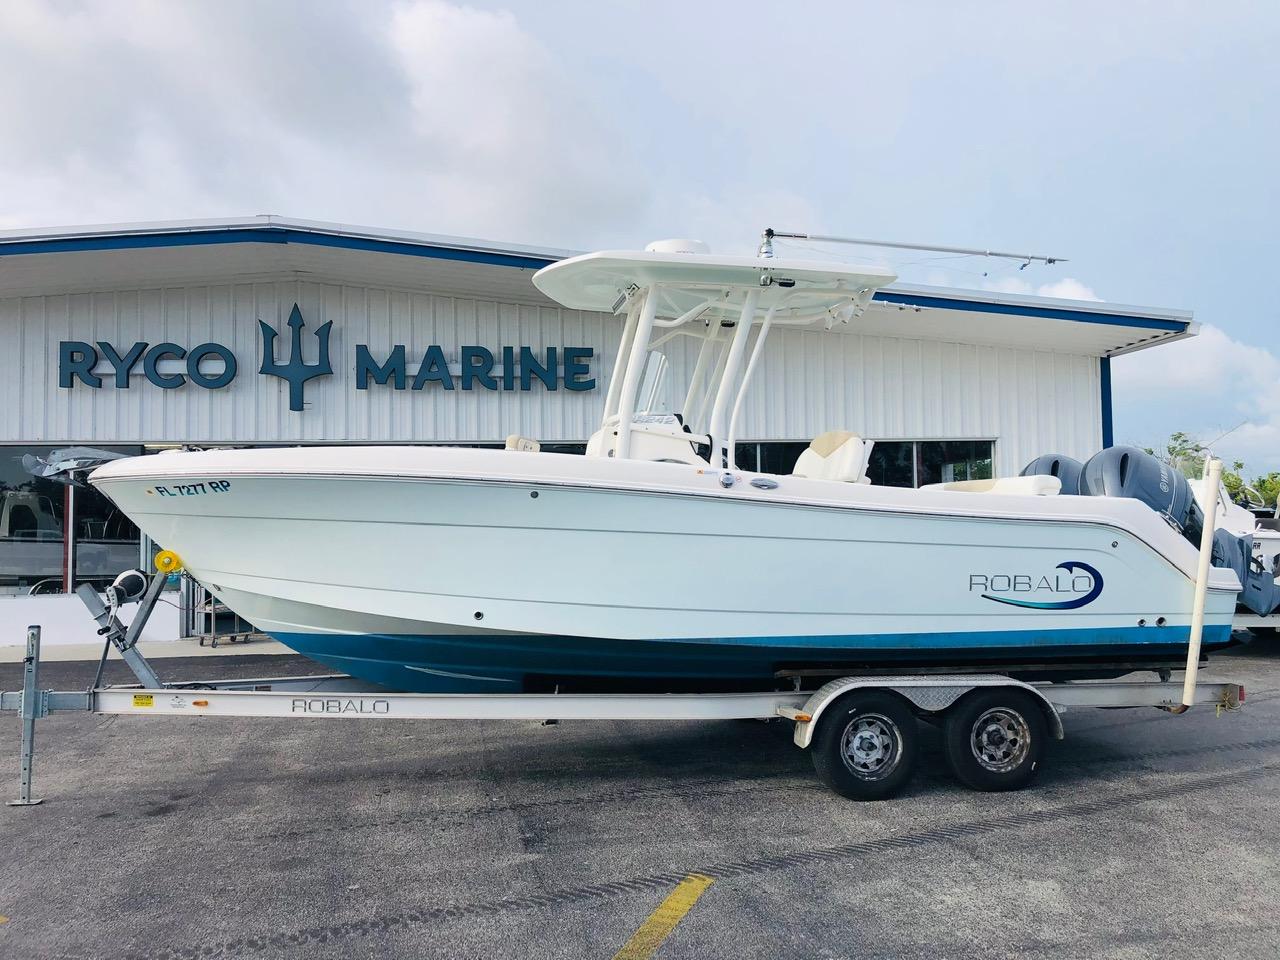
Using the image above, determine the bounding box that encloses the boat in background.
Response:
[89,239,1275,693]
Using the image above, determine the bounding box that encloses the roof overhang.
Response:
[0,217,1193,358]
[0,216,572,305]
[864,284,1195,358]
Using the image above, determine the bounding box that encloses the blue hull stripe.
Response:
[272,625,1233,694]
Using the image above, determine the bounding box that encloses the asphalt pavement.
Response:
[1,638,1278,960]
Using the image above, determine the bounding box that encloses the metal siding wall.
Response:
[0,280,619,445]
[0,278,1100,474]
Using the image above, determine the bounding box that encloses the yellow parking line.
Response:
[611,873,714,960]
[0,915,8,924]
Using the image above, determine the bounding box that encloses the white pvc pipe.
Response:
[614,288,660,461]
[1182,456,1222,707]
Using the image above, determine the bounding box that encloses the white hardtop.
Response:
[532,247,897,318]
[531,243,899,468]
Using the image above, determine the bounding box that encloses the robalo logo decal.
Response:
[57,302,595,411]
[970,561,1104,610]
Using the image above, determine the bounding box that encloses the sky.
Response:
[1,1,1277,471]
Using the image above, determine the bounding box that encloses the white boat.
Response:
[89,240,1259,692]
[1189,473,1280,575]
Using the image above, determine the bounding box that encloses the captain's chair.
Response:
[791,431,875,483]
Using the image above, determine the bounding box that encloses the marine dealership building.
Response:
[0,216,1196,640]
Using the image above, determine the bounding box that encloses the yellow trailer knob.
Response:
[154,550,184,573]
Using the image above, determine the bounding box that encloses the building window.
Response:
[743,439,994,487]
[73,477,144,591]
[757,441,810,477]
[866,441,916,487]
[0,445,143,596]
[916,440,994,486]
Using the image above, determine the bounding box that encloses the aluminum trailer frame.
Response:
[1233,613,1278,631]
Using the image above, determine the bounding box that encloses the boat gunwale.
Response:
[91,466,1240,593]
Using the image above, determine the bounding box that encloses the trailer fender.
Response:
[789,676,1065,749]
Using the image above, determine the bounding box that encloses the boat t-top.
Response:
[89,238,1280,695]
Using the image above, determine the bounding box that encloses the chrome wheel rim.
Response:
[839,713,901,780]
[970,707,1031,773]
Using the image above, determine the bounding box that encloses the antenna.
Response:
[1201,420,1249,455]
[760,227,1067,265]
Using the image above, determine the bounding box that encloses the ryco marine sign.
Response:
[58,303,596,411]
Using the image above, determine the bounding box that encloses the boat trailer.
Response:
[1,563,1245,803]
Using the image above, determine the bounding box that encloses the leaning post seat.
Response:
[791,431,875,483]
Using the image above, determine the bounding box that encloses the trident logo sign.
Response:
[258,304,333,411]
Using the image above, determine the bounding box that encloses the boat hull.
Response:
[272,627,1231,693]
[90,447,1241,693]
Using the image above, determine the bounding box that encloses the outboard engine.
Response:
[1020,454,1085,495]
[1212,527,1280,615]
[1078,446,1204,546]
[1080,446,1280,615]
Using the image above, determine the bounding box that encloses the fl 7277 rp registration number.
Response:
[153,480,233,497]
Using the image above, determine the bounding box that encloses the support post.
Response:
[707,289,760,467]
[62,486,75,593]
[9,626,44,806]
[615,288,660,461]
[727,304,780,460]
[1182,457,1223,707]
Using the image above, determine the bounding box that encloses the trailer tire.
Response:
[943,689,1046,792]
[810,691,918,800]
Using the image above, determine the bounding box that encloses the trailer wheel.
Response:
[810,691,918,800]
[943,689,1046,792]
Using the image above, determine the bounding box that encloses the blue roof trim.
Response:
[0,227,557,271]
[0,228,1191,331]
[872,290,1187,332]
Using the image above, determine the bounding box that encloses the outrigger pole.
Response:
[758,228,1067,266]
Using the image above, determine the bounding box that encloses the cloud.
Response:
[386,1,644,238]
[0,0,645,243]
[980,276,1102,301]
[1113,324,1280,473]
[1034,278,1103,302]
[0,0,1275,477]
